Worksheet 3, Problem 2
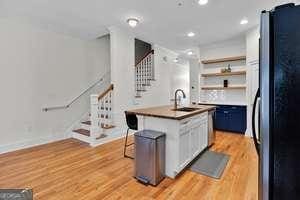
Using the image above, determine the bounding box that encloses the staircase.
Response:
[72,84,115,146]
[135,50,155,98]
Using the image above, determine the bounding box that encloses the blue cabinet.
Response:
[214,105,247,134]
[215,110,228,130]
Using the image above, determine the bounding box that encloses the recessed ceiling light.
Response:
[187,32,195,37]
[127,18,139,28]
[187,51,193,55]
[198,0,208,5]
[240,18,248,25]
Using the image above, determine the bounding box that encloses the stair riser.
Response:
[90,128,123,147]
[77,123,114,132]
[80,123,91,130]
[135,79,154,98]
[72,132,92,144]
[103,127,117,135]
[72,125,118,146]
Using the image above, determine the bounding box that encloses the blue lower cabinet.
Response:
[214,110,228,130]
[214,105,247,134]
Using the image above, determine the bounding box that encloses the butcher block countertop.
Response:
[126,105,216,120]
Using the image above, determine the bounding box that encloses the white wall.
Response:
[109,27,190,134]
[199,37,247,105]
[189,58,200,103]
[170,60,190,106]
[0,18,110,153]
[246,27,260,63]
[139,45,189,107]
[246,26,260,137]
[199,37,246,60]
[109,26,135,132]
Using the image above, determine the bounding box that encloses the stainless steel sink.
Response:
[172,107,201,112]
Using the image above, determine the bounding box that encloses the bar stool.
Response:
[124,111,138,159]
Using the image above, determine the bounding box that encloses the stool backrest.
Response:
[125,112,138,130]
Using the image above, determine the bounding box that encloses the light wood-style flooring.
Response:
[0,131,258,200]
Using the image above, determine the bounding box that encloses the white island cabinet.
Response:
[127,105,213,178]
[175,112,208,176]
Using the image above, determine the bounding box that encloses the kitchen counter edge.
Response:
[126,105,216,120]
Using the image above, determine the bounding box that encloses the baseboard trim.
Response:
[91,128,134,147]
[0,128,132,154]
[0,133,70,154]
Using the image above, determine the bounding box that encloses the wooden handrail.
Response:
[135,50,154,67]
[98,84,114,100]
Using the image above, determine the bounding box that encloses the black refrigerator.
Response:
[252,3,300,200]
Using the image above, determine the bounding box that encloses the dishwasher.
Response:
[207,109,216,146]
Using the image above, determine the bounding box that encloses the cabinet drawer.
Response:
[179,112,208,132]
[179,120,191,131]
[199,114,208,121]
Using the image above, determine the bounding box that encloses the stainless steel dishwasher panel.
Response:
[208,109,216,146]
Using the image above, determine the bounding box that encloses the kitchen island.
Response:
[126,104,215,178]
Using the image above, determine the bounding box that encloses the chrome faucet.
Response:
[174,89,186,110]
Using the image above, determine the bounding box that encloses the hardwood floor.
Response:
[0,131,258,200]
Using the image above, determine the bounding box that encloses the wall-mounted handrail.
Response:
[135,50,154,67]
[98,84,113,101]
[42,71,110,112]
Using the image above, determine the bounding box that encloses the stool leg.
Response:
[124,128,134,159]
[123,128,129,157]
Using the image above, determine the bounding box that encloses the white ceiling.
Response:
[0,0,297,51]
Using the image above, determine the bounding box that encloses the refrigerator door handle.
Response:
[252,89,260,154]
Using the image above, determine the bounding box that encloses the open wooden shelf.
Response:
[201,85,246,90]
[201,56,246,64]
[201,70,246,77]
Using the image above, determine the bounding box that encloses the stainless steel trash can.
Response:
[134,130,166,186]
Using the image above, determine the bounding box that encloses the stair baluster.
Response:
[151,53,154,80]
[134,50,154,97]
[141,60,145,89]
[137,64,141,91]
[90,94,100,143]
[146,55,150,85]
[91,84,114,144]
[144,59,147,86]
[143,59,147,86]
[108,91,113,126]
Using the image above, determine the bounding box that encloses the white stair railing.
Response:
[90,84,114,145]
[90,94,100,142]
[135,50,154,97]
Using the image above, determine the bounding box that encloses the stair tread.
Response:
[81,121,91,125]
[96,134,108,140]
[101,124,116,129]
[73,129,90,137]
